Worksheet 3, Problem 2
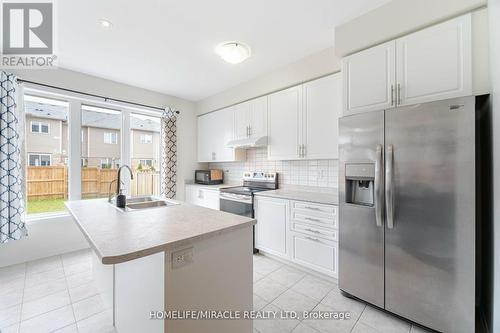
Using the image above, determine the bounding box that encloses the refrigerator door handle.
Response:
[374,144,384,227]
[386,144,395,229]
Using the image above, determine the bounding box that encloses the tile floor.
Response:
[0,250,432,333]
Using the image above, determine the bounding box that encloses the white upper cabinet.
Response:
[342,14,472,115]
[342,41,396,116]
[233,102,251,140]
[268,74,341,160]
[232,96,268,141]
[249,96,268,139]
[302,74,342,159]
[197,107,245,162]
[268,85,302,160]
[396,14,472,106]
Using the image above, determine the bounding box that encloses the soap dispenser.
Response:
[116,188,127,208]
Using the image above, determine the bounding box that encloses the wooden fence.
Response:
[27,166,160,200]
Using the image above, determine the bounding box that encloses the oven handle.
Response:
[220,193,252,204]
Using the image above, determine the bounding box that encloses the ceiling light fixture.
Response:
[98,19,113,28]
[215,42,251,64]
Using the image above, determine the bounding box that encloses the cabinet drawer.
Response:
[291,232,337,277]
[292,222,337,242]
[292,201,337,217]
[291,211,337,229]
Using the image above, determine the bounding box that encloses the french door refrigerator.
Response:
[339,96,475,333]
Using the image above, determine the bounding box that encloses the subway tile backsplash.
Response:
[208,148,338,188]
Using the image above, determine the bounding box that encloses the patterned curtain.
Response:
[0,71,27,243]
[160,107,177,199]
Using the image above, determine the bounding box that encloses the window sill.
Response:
[26,211,71,225]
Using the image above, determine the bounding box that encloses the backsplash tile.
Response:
[208,148,338,188]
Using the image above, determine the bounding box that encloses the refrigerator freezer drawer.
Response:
[291,232,337,277]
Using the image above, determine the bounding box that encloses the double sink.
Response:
[110,195,179,211]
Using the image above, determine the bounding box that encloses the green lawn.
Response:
[27,198,67,214]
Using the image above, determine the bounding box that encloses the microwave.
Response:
[195,170,224,185]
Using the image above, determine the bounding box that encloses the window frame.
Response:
[103,131,118,144]
[140,133,153,144]
[30,121,50,134]
[28,153,52,166]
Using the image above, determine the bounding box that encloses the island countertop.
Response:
[65,199,255,265]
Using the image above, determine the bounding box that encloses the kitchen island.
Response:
[65,198,255,333]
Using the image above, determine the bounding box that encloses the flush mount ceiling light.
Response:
[215,42,251,64]
[98,19,113,28]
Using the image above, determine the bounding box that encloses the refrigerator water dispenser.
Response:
[345,163,375,206]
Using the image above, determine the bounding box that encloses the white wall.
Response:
[334,0,486,56]
[489,0,500,331]
[196,47,340,115]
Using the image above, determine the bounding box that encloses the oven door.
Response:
[219,193,253,217]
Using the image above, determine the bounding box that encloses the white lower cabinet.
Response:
[255,196,338,278]
[185,185,220,210]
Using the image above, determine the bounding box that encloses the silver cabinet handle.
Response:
[305,217,321,223]
[305,236,320,242]
[391,85,394,106]
[304,228,324,235]
[248,125,251,137]
[297,144,300,157]
[304,206,321,211]
[385,144,394,229]
[303,144,306,158]
[374,144,383,227]
[397,84,401,105]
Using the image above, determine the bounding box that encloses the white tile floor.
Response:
[0,250,433,333]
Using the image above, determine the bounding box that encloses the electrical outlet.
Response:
[172,247,194,269]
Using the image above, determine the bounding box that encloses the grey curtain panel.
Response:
[160,107,177,199]
[0,71,27,243]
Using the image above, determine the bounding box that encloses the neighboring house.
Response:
[25,101,161,169]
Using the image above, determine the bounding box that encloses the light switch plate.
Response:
[171,247,194,269]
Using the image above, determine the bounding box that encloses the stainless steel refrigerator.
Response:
[339,96,476,333]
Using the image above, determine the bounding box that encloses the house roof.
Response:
[25,101,161,132]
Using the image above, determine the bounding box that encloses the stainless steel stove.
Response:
[219,172,278,253]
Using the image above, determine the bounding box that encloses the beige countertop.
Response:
[255,188,338,205]
[65,199,255,265]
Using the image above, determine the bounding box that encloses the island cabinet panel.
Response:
[165,226,253,333]
[115,252,165,333]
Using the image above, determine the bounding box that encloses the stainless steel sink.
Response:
[109,196,179,211]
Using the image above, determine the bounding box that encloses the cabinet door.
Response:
[396,14,471,106]
[302,74,341,159]
[342,41,396,115]
[291,232,337,278]
[212,107,236,162]
[255,197,289,258]
[249,96,268,138]
[198,189,220,210]
[268,86,301,160]
[197,113,215,162]
[233,102,251,140]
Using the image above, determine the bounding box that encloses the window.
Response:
[139,159,153,167]
[140,134,153,144]
[31,121,49,134]
[24,95,69,215]
[130,113,161,196]
[81,105,121,199]
[103,132,118,144]
[28,154,51,166]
